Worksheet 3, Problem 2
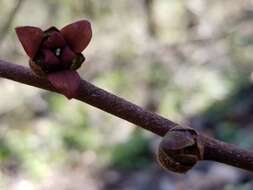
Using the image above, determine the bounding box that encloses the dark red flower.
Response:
[15,20,92,99]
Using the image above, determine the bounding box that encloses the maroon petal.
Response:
[15,26,43,58]
[61,20,92,53]
[61,46,76,65]
[43,49,60,65]
[42,31,66,49]
[48,70,81,99]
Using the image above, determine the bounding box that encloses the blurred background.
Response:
[0,0,253,189]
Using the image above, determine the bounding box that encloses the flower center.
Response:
[55,48,61,56]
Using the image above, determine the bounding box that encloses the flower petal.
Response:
[44,26,59,36]
[43,31,66,49]
[15,26,43,58]
[60,46,76,65]
[48,70,81,99]
[61,20,92,53]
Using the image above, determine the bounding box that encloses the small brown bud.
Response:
[157,126,204,173]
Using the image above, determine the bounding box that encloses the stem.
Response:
[203,136,253,171]
[0,59,253,172]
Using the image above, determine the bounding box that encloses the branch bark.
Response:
[0,59,253,172]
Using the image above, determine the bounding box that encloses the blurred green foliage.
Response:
[110,130,152,171]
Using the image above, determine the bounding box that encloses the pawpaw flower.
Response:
[15,20,92,99]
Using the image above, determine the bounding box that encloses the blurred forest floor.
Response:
[0,0,253,190]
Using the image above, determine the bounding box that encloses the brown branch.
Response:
[0,59,253,172]
[144,0,157,37]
